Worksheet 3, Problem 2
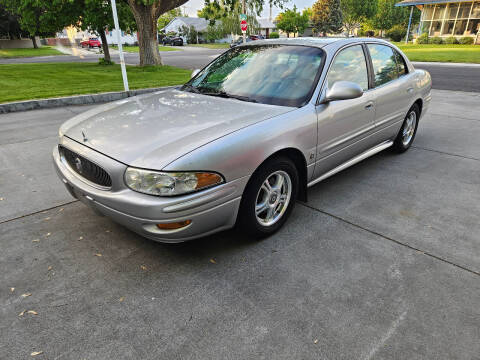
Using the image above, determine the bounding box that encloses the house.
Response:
[257,18,276,37]
[55,26,138,46]
[396,0,480,42]
[162,17,232,43]
[162,17,210,35]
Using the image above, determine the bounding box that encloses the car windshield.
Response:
[90,38,98,41]
[184,45,325,107]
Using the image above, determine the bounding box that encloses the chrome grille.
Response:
[59,146,112,188]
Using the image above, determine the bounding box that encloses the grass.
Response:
[0,62,191,103]
[111,45,180,52]
[392,42,480,63]
[0,46,64,59]
[187,43,230,49]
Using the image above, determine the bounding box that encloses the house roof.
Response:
[396,0,471,7]
[162,17,214,32]
[257,18,275,29]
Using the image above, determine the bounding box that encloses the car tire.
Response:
[393,103,420,153]
[237,156,299,239]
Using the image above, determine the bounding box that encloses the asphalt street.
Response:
[1,89,479,359]
[1,46,479,92]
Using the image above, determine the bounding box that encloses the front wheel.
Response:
[393,103,420,153]
[237,156,299,239]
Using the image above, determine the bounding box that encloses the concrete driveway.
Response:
[1,90,479,359]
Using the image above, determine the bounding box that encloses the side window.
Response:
[327,45,369,91]
[394,49,407,76]
[367,44,399,87]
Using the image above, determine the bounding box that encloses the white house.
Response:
[257,18,276,37]
[56,27,138,46]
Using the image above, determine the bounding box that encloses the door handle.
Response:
[365,102,374,110]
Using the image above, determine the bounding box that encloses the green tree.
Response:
[311,0,343,36]
[372,0,419,36]
[276,5,310,38]
[0,5,28,39]
[79,0,135,62]
[158,7,182,30]
[0,0,78,48]
[340,0,376,35]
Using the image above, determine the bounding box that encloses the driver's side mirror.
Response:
[323,81,363,103]
[191,69,200,78]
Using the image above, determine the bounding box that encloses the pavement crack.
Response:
[411,145,480,162]
[299,202,480,277]
[0,200,78,225]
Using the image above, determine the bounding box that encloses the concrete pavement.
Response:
[0,89,479,359]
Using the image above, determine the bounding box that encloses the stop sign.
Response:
[240,20,247,32]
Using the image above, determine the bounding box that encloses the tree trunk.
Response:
[128,1,162,66]
[99,29,111,62]
[31,36,38,49]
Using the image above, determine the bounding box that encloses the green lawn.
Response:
[0,46,64,59]
[0,62,191,103]
[392,43,480,64]
[187,43,230,49]
[112,45,180,52]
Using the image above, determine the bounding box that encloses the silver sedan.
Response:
[53,37,432,242]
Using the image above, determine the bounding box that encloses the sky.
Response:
[181,0,314,19]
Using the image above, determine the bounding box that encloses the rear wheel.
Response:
[237,156,299,238]
[393,103,419,153]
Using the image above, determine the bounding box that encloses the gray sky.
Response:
[181,0,314,18]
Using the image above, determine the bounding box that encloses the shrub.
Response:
[458,36,474,44]
[444,36,458,44]
[430,36,443,44]
[269,32,279,39]
[416,32,429,44]
[386,25,407,42]
[98,58,115,65]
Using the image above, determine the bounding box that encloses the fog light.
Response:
[156,220,192,230]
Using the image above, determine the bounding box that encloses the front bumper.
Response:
[53,137,248,243]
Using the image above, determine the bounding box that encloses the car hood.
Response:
[62,88,293,169]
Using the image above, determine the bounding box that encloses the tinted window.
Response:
[327,45,369,91]
[367,44,399,87]
[186,45,324,107]
[394,50,407,76]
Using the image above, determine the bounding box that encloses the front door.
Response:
[313,44,376,180]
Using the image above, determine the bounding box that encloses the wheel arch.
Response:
[413,98,423,117]
[251,147,308,202]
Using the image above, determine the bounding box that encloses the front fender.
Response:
[163,105,318,183]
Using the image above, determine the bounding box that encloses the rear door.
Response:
[366,44,415,137]
[313,44,377,179]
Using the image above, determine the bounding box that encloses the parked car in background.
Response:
[230,37,253,48]
[162,36,183,46]
[54,38,431,243]
[80,37,101,48]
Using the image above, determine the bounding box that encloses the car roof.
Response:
[238,37,392,49]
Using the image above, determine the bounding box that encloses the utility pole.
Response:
[110,0,129,91]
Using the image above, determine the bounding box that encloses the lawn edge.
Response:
[0,86,177,114]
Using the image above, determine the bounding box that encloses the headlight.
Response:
[124,167,224,196]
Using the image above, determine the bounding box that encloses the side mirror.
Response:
[324,81,363,102]
[191,69,200,78]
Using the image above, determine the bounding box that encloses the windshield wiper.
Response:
[198,89,257,103]
[182,84,201,94]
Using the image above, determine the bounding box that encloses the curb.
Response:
[0,86,176,114]
[412,61,480,67]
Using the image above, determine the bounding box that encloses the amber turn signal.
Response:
[156,220,192,230]
[195,173,223,189]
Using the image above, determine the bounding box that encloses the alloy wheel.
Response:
[255,170,292,227]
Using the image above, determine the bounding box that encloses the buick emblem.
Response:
[74,157,83,173]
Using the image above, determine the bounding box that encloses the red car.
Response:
[80,37,101,48]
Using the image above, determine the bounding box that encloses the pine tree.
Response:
[311,0,343,37]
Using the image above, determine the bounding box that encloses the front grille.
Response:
[59,146,112,188]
